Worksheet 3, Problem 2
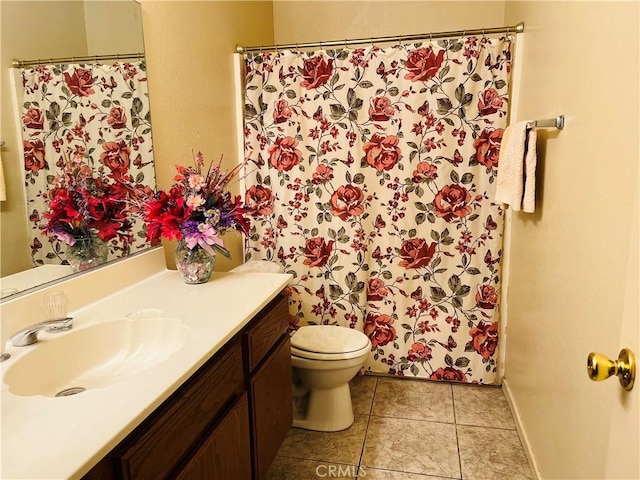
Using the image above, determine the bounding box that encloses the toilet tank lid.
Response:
[291,325,371,354]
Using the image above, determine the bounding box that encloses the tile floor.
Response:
[267,375,533,480]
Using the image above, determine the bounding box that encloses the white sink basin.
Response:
[3,318,189,397]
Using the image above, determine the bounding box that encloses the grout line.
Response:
[455,422,517,431]
[368,413,455,425]
[355,376,377,476]
[452,382,464,480]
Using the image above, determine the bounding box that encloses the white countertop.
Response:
[1,269,291,480]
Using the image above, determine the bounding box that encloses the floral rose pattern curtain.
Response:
[243,36,512,384]
[21,61,155,266]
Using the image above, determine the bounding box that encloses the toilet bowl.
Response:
[291,325,371,432]
[230,261,371,431]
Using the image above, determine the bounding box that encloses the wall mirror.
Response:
[0,0,155,301]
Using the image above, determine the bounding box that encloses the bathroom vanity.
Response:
[84,294,291,480]
[0,249,293,480]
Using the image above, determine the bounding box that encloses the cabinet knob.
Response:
[587,348,635,391]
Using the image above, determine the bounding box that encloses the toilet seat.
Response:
[291,325,371,361]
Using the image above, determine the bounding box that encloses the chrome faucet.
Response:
[10,317,73,347]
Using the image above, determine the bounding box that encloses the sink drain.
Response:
[55,387,86,397]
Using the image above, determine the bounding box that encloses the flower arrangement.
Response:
[142,152,249,259]
[44,154,131,247]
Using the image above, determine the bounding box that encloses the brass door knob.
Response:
[587,348,635,391]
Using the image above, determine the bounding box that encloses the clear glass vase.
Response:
[66,234,109,272]
[174,241,216,284]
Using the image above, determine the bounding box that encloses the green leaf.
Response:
[345,272,357,289]
[430,286,446,301]
[264,84,277,93]
[445,354,454,367]
[388,86,399,97]
[450,170,460,183]
[329,284,344,300]
[359,80,373,88]
[329,103,346,120]
[132,97,143,115]
[455,357,470,368]
[50,102,61,118]
[448,274,461,293]
[436,97,453,115]
[347,88,356,107]
[461,173,474,184]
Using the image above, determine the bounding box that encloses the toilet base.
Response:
[292,383,354,432]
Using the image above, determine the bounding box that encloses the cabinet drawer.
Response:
[175,393,251,480]
[119,340,243,480]
[245,295,289,372]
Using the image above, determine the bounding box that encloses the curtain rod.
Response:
[236,22,524,54]
[12,52,145,69]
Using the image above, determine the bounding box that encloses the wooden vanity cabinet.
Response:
[82,293,291,480]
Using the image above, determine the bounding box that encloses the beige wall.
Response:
[503,1,639,478]
[84,1,145,56]
[140,0,274,270]
[0,1,89,277]
[273,1,505,44]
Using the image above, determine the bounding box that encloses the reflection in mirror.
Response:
[0,1,155,300]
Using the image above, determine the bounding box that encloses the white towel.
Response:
[0,150,6,202]
[495,121,537,213]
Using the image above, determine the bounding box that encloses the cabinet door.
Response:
[250,336,293,480]
[175,393,251,480]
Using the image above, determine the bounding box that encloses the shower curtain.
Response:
[21,61,155,266]
[243,35,512,384]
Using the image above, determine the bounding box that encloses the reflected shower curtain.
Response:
[243,36,512,383]
[21,61,155,266]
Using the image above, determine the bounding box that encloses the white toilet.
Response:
[291,325,371,432]
[231,261,372,432]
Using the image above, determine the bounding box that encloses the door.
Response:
[604,188,639,478]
